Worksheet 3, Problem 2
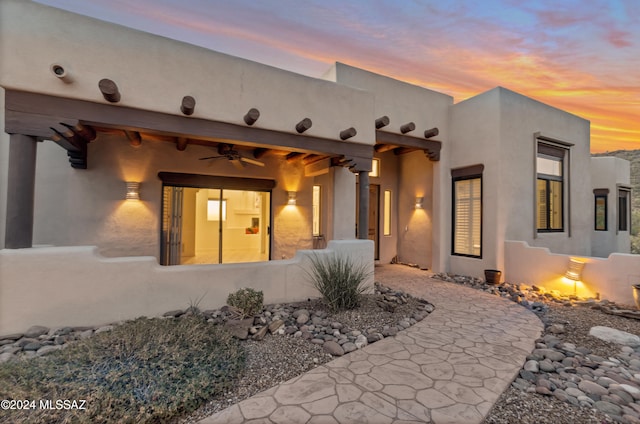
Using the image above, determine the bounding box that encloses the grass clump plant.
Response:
[227,287,264,318]
[306,253,372,312]
[0,316,245,424]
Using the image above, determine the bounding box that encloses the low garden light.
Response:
[564,258,585,295]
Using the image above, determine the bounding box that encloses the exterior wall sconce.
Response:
[126,182,140,200]
[415,196,424,209]
[287,191,297,205]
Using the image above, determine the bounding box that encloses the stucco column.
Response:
[330,167,356,240]
[5,134,37,248]
[358,171,369,240]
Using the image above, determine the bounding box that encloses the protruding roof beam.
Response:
[400,122,415,134]
[295,118,312,133]
[244,108,260,126]
[340,127,357,140]
[181,96,196,116]
[424,127,439,138]
[98,79,120,103]
[375,116,390,129]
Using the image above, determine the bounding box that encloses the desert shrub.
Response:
[0,316,245,423]
[306,253,371,312]
[227,287,264,318]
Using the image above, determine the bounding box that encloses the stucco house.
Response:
[0,0,633,333]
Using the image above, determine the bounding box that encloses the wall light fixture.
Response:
[415,196,424,209]
[125,182,140,200]
[287,191,297,205]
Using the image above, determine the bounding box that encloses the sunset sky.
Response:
[36,0,639,153]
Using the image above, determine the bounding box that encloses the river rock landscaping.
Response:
[435,272,640,424]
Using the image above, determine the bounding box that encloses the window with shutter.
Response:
[452,165,483,258]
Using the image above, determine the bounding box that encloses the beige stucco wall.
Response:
[328,63,451,270]
[32,133,315,261]
[505,240,640,305]
[0,0,374,146]
[449,87,591,279]
[448,89,501,278]
[591,157,631,256]
[0,240,374,334]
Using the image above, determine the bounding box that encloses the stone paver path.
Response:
[199,265,543,424]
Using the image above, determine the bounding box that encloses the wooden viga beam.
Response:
[424,127,439,138]
[124,130,142,147]
[59,122,96,142]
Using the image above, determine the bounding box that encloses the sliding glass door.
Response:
[161,185,271,265]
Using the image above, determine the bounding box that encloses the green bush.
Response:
[227,287,264,318]
[0,316,245,424]
[306,253,371,312]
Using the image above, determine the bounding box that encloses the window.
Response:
[452,165,483,257]
[618,188,631,232]
[594,189,608,231]
[158,172,274,265]
[537,143,565,232]
[369,158,380,178]
[312,185,321,237]
[383,190,391,236]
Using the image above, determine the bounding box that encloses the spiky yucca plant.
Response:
[306,253,371,312]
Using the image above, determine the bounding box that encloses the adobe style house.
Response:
[0,0,632,333]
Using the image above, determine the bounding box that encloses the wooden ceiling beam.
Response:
[374,144,398,153]
[286,152,305,162]
[176,136,189,151]
[124,130,142,147]
[253,148,269,159]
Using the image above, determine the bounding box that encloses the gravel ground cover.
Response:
[177,291,428,423]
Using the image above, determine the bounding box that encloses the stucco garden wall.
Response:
[505,240,640,306]
[0,240,374,335]
[0,0,374,146]
[591,156,631,257]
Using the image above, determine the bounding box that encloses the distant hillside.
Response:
[592,149,640,210]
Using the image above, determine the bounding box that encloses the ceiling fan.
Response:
[199,144,265,170]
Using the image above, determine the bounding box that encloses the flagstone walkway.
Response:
[199,264,543,424]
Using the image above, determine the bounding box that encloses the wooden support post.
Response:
[424,127,439,138]
[375,116,390,129]
[5,134,37,248]
[98,79,121,103]
[340,127,357,140]
[244,108,260,125]
[295,118,312,133]
[400,122,416,134]
[358,171,369,240]
[181,96,196,115]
